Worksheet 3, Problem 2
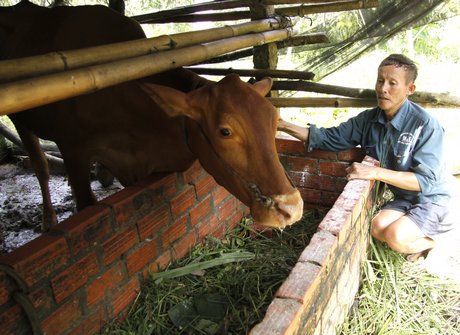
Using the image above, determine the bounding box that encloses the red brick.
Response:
[318,206,351,238]
[319,161,349,177]
[0,234,69,287]
[126,238,160,276]
[144,251,172,277]
[150,173,178,198]
[41,296,82,335]
[286,156,318,173]
[135,173,178,200]
[276,262,322,304]
[275,136,305,154]
[250,298,303,335]
[337,148,365,162]
[305,150,338,160]
[299,230,337,266]
[51,252,99,303]
[299,188,322,205]
[0,304,30,335]
[194,174,218,199]
[291,173,338,191]
[217,198,237,221]
[183,160,205,184]
[190,196,212,226]
[162,216,189,248]
[212,186,232,206]
[29,286,54,319]
[171,231,197,260]
[68,308,107,335]
[224,209,244,230]
[170,185,196,217]
[111,277,140,317]
[86,262,125,307]
[196,215,220,241]
[52,205,113,256]
[137,204,170,240]
[321,190,341,207]
[102,226,139,265]
[101,185,147,226]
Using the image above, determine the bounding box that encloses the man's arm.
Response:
[346,162,421,191]
[278,119,309,143]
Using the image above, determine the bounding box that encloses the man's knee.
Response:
[371,216,386,241]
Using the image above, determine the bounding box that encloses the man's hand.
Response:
[345,162,421,191]
[345,162,378,181]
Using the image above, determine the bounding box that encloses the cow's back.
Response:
[1,2,145,59]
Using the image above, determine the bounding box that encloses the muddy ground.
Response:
[0,161,122,254]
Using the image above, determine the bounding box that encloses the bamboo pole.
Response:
[278,0,379,16]
[133,0,369,23]
[272,81,460,108]
[0,17,286,83]
[188,67,315,80]
[269,97,375,108]
[138,0,379,23]
[269,97,460,109]
[200,33,328,64]
[0,28,293,116]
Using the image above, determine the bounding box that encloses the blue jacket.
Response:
[308,100,451,205]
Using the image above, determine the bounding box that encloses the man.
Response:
[278,54,452,260]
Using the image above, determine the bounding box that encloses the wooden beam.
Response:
[188,67,315,80]
[0,28,294,116]
[0,18,285,83]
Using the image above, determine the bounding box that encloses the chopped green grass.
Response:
[340,239,460,335]
[103,209,324,335]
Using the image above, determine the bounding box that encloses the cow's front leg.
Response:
[15,125,57,231]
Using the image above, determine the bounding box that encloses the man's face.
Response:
[375,64,416,119]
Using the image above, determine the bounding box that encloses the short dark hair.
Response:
[379,54,418,83]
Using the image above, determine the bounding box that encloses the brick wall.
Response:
[0,137,376,335]
[251,139,378,335]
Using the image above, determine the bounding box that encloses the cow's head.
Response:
[140,74,303,229]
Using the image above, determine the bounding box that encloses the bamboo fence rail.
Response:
[269,96,460,109]
[134,0,378,24]
[0,28,293,116]
[269,97,376,108]
[0,17,287,83]
[188,67,315,80]
[132,0,378,23]
[271,81,460,108]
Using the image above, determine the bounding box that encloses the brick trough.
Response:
[0,137,378,334]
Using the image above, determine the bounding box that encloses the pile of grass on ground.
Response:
[103,209,324,335]
[340,240,460,335]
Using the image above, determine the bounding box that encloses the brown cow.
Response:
[0,1,303,231]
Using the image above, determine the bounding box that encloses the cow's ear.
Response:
[139,82,202,120]
[251,77,273,97]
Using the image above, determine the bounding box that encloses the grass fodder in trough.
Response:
[103,209,324,335]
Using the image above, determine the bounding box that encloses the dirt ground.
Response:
[0,162,122,254]
[0,161,458,286]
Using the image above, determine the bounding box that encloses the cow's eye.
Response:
[219,128,231,137]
